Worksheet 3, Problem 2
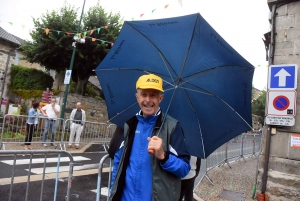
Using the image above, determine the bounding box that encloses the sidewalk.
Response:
[194,157,258,201]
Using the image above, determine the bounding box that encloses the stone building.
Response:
[257,1,300,200]
[0,27,45,100]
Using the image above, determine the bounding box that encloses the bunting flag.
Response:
[164,4,169,9]
[140,14,144,18]
[42,27,114,45]
[97,28,101,34]
[90,29,94,35]
[8,22,13,25]
[45,28,50,35]
[152,9,156,13]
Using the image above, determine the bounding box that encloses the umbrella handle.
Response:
[148,149,154,155]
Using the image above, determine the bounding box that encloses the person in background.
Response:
[109,74,191,201]
[68,102,86,149]
[179,156,201,201]
[40,97,60,147]
[19,98,27,115]
[24,102,42,150]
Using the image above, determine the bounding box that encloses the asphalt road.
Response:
[0,151,110,201]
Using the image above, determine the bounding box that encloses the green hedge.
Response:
[10,65,54,90]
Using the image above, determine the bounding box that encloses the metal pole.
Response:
[60,0,86,119]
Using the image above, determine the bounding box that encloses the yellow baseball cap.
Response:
[136,74,164,92]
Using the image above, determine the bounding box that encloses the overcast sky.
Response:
[0,0,270,90]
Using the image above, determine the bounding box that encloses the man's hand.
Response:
[147,136,165,160]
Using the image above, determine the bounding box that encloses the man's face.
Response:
[50,99,56,105]
[21,99,24,104]
[76,103,82,110]
[136,89,164,118]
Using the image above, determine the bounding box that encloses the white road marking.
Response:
[25,163,98,174]
[91,187,109,196]
[1,156,90,165]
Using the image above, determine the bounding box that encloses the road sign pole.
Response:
[60,0,86,119]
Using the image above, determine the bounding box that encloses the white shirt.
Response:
[42,104,60,119]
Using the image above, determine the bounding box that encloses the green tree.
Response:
[21,3,78,73]
[252,89,266,125]
[74,3,122,94]
[21,2,122,95]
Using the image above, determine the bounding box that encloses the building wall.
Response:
[0,39,56,101]
[258,1,300,200]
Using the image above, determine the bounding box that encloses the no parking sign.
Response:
[267,90,296,116]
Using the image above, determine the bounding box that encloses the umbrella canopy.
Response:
[95,13,254,158]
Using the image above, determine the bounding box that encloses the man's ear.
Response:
[159,94,164,103]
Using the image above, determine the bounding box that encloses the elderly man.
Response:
[110,74,191,201]
[68,102,86,149]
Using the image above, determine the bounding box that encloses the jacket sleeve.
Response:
[161,123,191,178]
[70,110,75,123]
[108,126,124,159]
[83,110,86,122]
[110,144,124,188]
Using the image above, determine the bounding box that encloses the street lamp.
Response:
[60,0,86,119]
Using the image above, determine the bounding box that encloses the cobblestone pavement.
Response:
[195,157,258,201]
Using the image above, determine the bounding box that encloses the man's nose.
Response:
[145,95,151,101]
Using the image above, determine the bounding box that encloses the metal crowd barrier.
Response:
[96,154,112,201]
[193,132,263,190]
[0,115,64,150]
[0,150,75,201]
[61,120,115,150]
[0,115,117,151]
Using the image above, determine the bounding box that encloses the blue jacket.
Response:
[110,110,190,201]
[26,108,43,124]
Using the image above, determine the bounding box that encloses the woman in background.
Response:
[24,102,41,150]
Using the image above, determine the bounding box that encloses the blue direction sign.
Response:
[269,64,298,90]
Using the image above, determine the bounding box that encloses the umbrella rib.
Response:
[107,102,138,122]
[177,87,206,158]
[178,13,199,79]
[158,52,176,84]
[126,23,179,79]
[179,85,253,130]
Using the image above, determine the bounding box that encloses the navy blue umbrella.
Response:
[95,13,254,158]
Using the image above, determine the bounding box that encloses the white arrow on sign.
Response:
[275,68,291,86]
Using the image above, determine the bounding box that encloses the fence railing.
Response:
[0,114,116,150]
[0,150,75,201]
[193,133,262,190]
